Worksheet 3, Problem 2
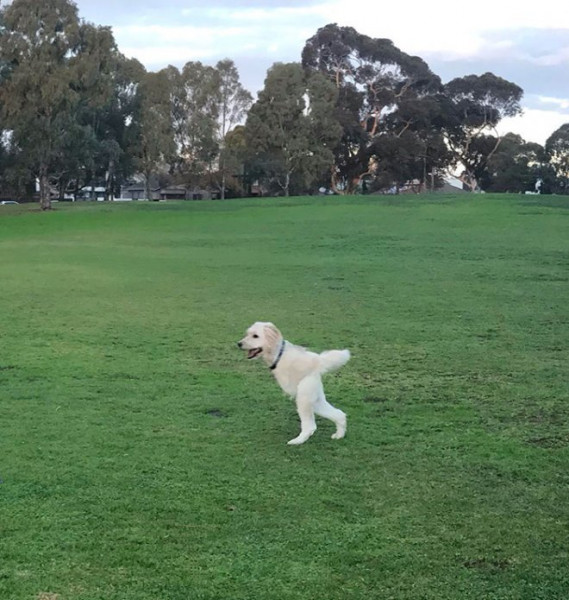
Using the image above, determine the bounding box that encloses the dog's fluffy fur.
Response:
[238,322,350,445]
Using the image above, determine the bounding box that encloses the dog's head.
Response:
[237,322,282,360]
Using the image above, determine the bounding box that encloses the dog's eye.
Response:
[252,334,259,338]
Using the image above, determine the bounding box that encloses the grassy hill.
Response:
[1,194,568,599]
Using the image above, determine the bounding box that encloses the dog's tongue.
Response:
[248,348,261,359]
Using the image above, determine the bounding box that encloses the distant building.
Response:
[119,184,219,201]
[159,186,188,201]
[120,184,159,201]
[78,186,106,201]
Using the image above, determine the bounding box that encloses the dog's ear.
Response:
[263,322,282,351]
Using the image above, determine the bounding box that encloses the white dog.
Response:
[237,322,350,445]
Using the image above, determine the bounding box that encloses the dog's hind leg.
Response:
[314,386,347,440]
[287,376,318,445]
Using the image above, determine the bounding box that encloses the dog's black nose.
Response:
[237,341,242,348]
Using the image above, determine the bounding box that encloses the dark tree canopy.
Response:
[484,133,549,193]
[545,123,569,192]
[302,23,443,193]
[442,72,523,190]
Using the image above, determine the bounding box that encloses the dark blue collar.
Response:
[269,340,286,370]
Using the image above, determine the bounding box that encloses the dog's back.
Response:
[273,344,350,396]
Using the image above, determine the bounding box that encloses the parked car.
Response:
[0,200,19,205]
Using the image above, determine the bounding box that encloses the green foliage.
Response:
[1,195,569,599]
[245,62,341,195]
[164,61,222,184]
[82,51,146,201]
[484,133,550,193]
[222,125,248,197]
[0,0,124,208]
[210,59,253,199]
[545,123,569,192]
[132,69,176,199]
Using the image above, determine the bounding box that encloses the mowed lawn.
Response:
[1,194,568,600]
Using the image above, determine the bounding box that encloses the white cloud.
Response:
[530,47,569,66]
[182,5,324,22]
[113,8,316,66]
[115,23,244,47]
[498,108,569,145]
[538,96,569,110]
[319,0,569,60]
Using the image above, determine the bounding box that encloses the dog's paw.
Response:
[287,437,305,445]
[287,430,315,445]
[331,414,347,440]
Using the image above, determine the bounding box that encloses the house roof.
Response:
[123,184,159,192]
[160,186,188,193]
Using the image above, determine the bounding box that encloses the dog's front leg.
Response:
[287,377,318,445]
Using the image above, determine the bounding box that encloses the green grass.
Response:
[1,194,568,600]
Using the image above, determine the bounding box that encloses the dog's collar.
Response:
[269,340,286,370]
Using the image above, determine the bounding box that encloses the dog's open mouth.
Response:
[247,348,262,359]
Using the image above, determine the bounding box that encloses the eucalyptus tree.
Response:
[87,54,146,201]
[545,123,569,193]
[165,61,220,185]
[441,72,523,191]
[302,23,443,193]
[131,68,175,201]
[483,133,547,193]
[245,62,341,196]
[221,124,248,197]
[55,25,141,200]
[213,59,252,199]
[0,0,119,208]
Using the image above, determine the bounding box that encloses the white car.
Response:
[0,200,19,205]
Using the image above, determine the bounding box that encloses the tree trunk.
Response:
[105,159,115,201]
[220,107,226,200]
[349,177,360,194]
[330,168,342,195]
[39,164,52,210]
[459,171,478,192]
[145,170,152,201]
[220,156,226,200]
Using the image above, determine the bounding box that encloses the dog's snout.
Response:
[237,341,243,348]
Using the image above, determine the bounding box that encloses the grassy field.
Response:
[1,194,568,600]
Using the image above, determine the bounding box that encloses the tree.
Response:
[367,131,426,193]
[441,72,523,191]
[545,123,569,193]
[0,0,118,209]
[85,50,146,201]
[302,23,442,194]
[484,133,547,193]
[54,27,141,201]
[131,69,175,201]
[245,62,341,196]
[221,125,248,197]
[165,62,220,186]
[213,59,252,199]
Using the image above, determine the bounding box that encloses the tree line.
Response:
[1,0,568,210]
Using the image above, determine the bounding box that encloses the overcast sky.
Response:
[72,0,569,145]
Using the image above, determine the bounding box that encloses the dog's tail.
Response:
[318,349,351,375]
